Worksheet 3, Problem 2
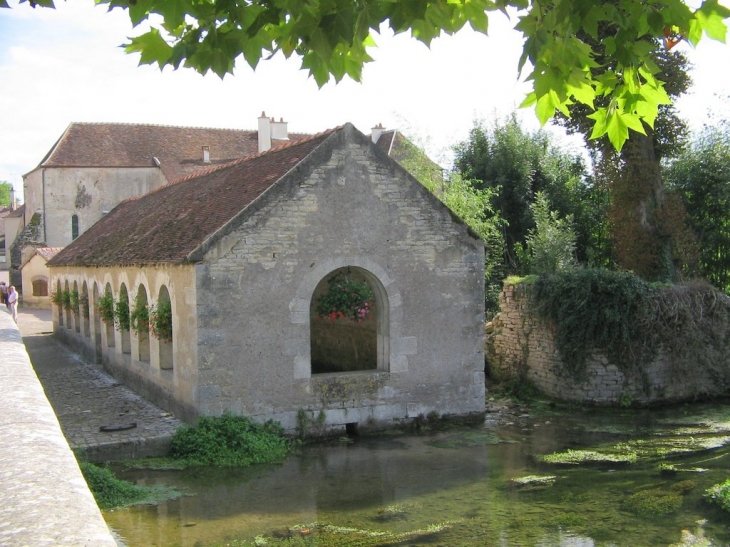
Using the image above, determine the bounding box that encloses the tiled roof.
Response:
[49,127,341,268]
[21,247,63,269]
[33,123,309,183]
[35,247,63,261]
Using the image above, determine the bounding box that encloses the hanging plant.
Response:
[97,293,115,325]
[149,299,173,343]
[315,272,374,322]
[51,291,64,309]
[80,293,90,319]
[70,289,80,315]
[130,296,150,335]
[114,297,131,332]
[61,289,72,311]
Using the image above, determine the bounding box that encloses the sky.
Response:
[1,0,729,201]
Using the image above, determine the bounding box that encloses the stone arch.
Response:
[103,282,115,348]
[134,284,150,363]
[290,257,400,379]
[118,283,131,354]
[310,266,385,374]
[81,281,90,338]
[156,285,174,370]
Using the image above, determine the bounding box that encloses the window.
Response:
[32,278,48,297]
[71,214,79,240]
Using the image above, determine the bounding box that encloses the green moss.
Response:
[623,488,683,518]
[539,448,637,465]
[705,478,730,512]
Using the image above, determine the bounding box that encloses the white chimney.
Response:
[371,123,385,144]
[202,145,211,163]
[271,117,289,143]
[258,111,272,153]
[9,186,16,210]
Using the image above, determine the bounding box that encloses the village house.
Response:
[47,123,485,433]
[12,116,422,295]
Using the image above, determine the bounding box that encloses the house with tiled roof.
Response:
[47,123,485,433]
[20,247,62,308]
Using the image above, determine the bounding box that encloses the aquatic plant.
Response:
[169,412,290,467]
[79,462,180,511]
[623,488,683,518]
[705,478,730,513]
[539,448,637,465]
[508,475,556,490]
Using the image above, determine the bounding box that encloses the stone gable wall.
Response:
[197,130,486,431]
[487,283,720,405]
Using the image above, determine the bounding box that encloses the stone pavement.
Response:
[18,307,182,462]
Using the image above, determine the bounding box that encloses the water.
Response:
[105,401,730,546]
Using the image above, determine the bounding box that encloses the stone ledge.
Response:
[0,309,117,547]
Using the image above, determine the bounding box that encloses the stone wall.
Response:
[487,282,720,405]
[0,309,116,546]
[196,126,486,431]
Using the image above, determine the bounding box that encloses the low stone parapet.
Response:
[0,309,117,546]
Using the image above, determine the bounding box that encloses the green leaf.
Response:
[696,0,730,41]
[124,29,173,68]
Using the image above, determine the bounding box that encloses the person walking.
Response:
[7,285,18,323]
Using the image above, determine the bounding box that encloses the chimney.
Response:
[271,117,289,143]
[258,111,272,153]
[9,186,15,210]
[371,123,385,144]
[202,145,211,163]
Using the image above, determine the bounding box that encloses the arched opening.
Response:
[133,285,150,363]
[92,282,102,360]
[71,214,79,240]
[155,285,174,370]
[81,281,90,338]
[32,277,48,296]
[56,279,64,327]
[72,281,80,333]
[309,267,387,374]
[102,283,115,348]
[117,284,131,354]
[64,280,72,329]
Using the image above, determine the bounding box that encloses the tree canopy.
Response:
[6,0,729,150]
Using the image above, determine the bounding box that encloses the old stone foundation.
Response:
[486,282,726,405]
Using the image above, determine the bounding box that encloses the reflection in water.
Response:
[106,405,730,547]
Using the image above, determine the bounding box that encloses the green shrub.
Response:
[130,295,149,335]
[705,479,730,513]
[170,412,290,467]
[80,462,148,510]
[149,298,173,342]
[526,269,656,381]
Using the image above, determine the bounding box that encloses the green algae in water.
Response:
[216,520,459,546]
[623,487,684,517]
[539,448,638,465]
[425,430,516,448]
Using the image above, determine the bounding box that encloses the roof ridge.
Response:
[69,121,258,132]
[170,125,344,185]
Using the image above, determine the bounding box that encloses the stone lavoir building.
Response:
[48,124,486,434]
